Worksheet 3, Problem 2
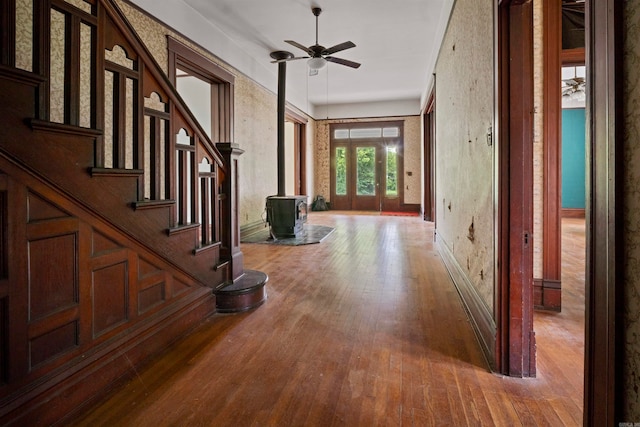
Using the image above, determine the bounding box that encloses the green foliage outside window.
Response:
[386,147,398,196]
[336,147,347,195]
[357,147,376,196]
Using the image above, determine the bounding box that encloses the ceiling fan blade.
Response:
[285,40,312,55]
[270,56,309,63]
[322,41,356,56]
[326,56,361,69]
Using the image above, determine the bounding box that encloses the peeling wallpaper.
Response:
[313,116,421,205]
[434,0,494,311]
[623,0,640,418]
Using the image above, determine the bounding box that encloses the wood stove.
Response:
[266,195,307,238]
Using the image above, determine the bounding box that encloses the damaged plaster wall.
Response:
[433,0,494,310]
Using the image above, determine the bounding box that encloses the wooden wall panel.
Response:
[28,193,69,222]
[91,230,122,256]
[28,234,78,320]
[173,278,191,297]
[139,282,165,314]
[30,321,78,367]
[138,257,165,314]
[0,298,6,385]
[92,261,128,337]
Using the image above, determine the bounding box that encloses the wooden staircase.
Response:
[0,0,265,424]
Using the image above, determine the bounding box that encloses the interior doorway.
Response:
[423,91,436,222]
[285,109,307,196]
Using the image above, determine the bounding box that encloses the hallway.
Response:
[73,213,584,426]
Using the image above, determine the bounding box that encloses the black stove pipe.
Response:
[276,60,286,197]
[270,50,293,197]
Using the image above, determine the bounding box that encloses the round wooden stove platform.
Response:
[213,270,268,313]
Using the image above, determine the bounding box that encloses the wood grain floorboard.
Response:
[70,213,585,426]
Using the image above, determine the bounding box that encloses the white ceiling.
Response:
[130,0,454,118]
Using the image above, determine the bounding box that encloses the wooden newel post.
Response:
[214,142,268,313]
[216,142,245,282]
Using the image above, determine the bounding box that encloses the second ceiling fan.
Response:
[273,7,361,75]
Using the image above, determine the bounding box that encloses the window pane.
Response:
[356,147,376,196]
[335,147,347,195]
[350,128,381,139]
[383,127,400,138]
[386,147,398,197]
[334,129,349,139]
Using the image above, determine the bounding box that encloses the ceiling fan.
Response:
[562,77,586,99]
[272,7,361,76]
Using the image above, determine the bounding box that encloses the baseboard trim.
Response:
[533,278,562,311]
[436,233,496,371]
[240,220,268,239]
[399,203,420,213]
[561,208,585,218]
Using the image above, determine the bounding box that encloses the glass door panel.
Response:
[386,146,398,197]
[356,147,376,196]
[335,147,347,195]
[352,144,380,210]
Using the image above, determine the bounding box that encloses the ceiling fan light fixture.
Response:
[308,56,327,70]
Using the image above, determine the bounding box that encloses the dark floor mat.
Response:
[241,225,335,245]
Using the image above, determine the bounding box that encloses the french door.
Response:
[330,122,403,211]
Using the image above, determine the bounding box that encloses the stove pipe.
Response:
[276,60,286,197]
[270,50,293,197]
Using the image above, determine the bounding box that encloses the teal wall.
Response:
[562,108,586,209]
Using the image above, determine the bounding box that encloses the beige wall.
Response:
[433,0,494,310]
[313,116,422,205]
[623,0,640,418]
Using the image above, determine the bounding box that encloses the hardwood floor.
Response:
[70,213,585,426]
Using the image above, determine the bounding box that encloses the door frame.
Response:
[498,0,624,416]
[496,0,536,377]
[423,89,436,222]
[285,108,307,196]
[538,0,563,311]
[584,0,622,423]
